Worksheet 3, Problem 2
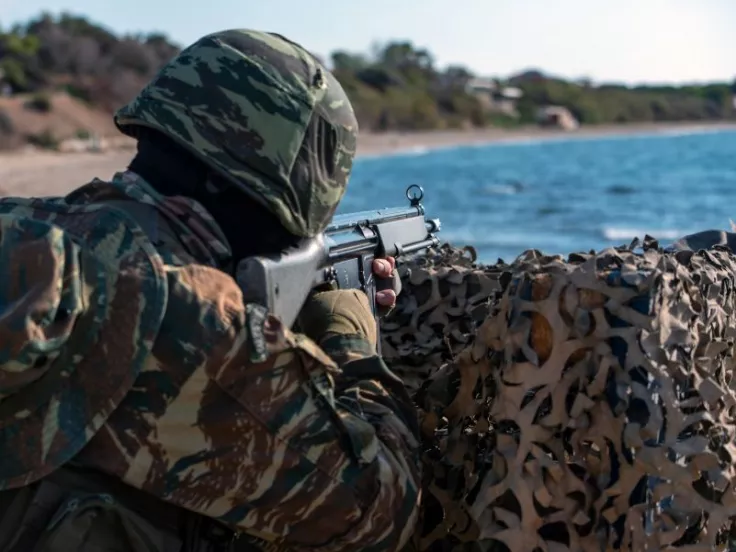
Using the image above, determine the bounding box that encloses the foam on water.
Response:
[601,227,685,241]
[359,144,431,161]
[478,183,523,195]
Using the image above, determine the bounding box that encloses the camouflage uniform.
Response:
[0,30,420,551]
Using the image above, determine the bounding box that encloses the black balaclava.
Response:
[127,127,301,265]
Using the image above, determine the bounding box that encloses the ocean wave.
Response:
[606,184,635,195]
[602,227,683,241]
[438,229,479,244]
[439,229,556,249]
[404,145,430,156]
[479,183,523,195]
[655,126,731,138]
[358,145,431,161]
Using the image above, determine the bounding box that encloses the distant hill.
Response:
[1,12,735,151]
[0,90,115,147]
[0,13,179,150]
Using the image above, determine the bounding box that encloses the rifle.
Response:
[236,184,441,345]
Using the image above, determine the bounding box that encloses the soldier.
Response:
[0,30,420,551]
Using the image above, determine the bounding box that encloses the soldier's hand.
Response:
[298,289,377,348]
[297,257,400,349]
[372,256,401,315]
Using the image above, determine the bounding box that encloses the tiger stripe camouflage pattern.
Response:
[0,28,423,552]
[0,191,167,489]
[4,23,736,552]
[382,238,736,551]
[114,29,358,239]
[0,171,421,551]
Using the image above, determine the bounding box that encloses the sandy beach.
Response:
[1,121,735,197]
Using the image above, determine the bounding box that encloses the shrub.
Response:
[24,92,53,112]
[26,129,59,149]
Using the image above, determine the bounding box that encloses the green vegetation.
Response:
[26,129,59,150]
[24,92,52,112]
[0,12,734,135]
[0,13,179,111]
[331,49,736,129]
[512,73,736,124]
[0,107,16,149]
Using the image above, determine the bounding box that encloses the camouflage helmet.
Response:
[114,29,358,238]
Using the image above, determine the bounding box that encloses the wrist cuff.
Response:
[319,333,376,366]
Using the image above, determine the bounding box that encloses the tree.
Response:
[331,51,368,72]
[0,10,734,148]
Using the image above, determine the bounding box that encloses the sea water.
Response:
[339,128,736,264]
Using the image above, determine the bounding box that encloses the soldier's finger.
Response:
[376,289,396,307]
[372,258,393,278]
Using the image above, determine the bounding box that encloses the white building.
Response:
[465,78,524,117]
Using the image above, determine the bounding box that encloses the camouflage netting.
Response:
[381,238,736,551]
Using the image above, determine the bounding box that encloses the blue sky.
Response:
[1,0,733,85]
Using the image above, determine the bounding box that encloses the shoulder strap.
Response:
[100,199,179,248]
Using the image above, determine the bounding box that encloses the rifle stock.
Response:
[236,184,441,339]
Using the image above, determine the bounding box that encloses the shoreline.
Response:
[1,121,735,196]
[355,121,736,158]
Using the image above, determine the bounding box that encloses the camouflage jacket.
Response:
[0,171,421,551]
